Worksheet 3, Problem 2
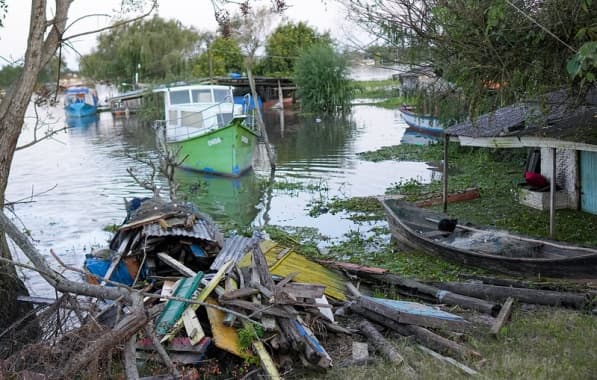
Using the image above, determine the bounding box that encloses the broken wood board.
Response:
[418,345,479,375]
[157,252,196,277]
[490,297,514,336]
[361,296,469,332]
[162,260,233,343]
[278,283,326,299]
[118,212,178,231]
[205,297,251,359]
[155,273,203,336]
[238,240,347,300]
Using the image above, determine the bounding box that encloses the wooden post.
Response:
[550,147,556,238]
[277,80,284,110]
[443,134,450,213]
[246,65,276,172]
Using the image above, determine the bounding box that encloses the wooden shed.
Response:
[443,88,597,235]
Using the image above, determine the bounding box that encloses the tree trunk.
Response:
[0,0,71,357]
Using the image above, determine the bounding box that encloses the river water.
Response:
[6,96,433,296]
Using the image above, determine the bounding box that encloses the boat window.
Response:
[168,110,178,126]
[182,111,204,128]
[169,90,190,105]
[191,89,213,103]
[213,89,229,103]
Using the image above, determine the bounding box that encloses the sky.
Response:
[0,0,366,70]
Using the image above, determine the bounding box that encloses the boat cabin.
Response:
[64,87,98,107]
[154,84,249,142]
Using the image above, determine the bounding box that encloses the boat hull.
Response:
[399,106,443,135]
[171,122,258,177]
[65,102,97,118]
[381,198,597,278]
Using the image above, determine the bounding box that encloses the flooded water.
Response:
[6,99,433,296]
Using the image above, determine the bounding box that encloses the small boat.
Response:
[380,198,597,278]
[154,84,259,177]
[399,105,443,135]
[109,88,145,117]
[400,129,439,145]
[64,86,98,118]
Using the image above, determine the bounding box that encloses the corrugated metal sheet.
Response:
[142,219,218,242]
[581,151,597,214]
[210,235,252,270]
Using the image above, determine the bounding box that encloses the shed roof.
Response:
[446,88,597,149]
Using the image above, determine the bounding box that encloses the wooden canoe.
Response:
[380,198,597,278]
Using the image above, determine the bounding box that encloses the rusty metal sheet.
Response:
[142,219,218,242]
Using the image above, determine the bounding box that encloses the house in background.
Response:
[444,88,597,235]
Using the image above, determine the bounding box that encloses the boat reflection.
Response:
[66,114,100,129]
[175,169,263,227]
[400,128,439,146]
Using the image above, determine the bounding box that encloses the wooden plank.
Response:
[252,339,281,380]
[279,283,325,299]
[223,276,238,327]
[162,260,234,343]
[490,297,514,336]
[315,260,388,275]
[182,307,205,345]
[274,271,299,289]
[220,287,260,301]
[157,252,195,277]
[155,273,203,336]
[418,345,479,375]
[118,212,177,231]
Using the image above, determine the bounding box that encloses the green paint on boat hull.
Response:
[171,121,258,177]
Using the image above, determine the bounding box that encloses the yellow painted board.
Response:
[239,240,347,301]
[205,297,251,359]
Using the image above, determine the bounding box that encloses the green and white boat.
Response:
[155,84,259,177]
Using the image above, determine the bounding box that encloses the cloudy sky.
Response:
[0,0,367,69]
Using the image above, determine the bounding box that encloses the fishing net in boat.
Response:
[447,230,542,258]
[0,294,118,379]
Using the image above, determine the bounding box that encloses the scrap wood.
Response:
[162,260,234,343]
[219,299,299,318]
[157,252,195,277]
[220,287,260,301]
[118,212,178,231]
[362,273,500,316]
[349,305,481,360]
[291,318,333,368]
[252,339,281,380]
[315,260,389,275]
[417,345,479,376]
[155,274,203,336]
[435,282,587,309]
[358,320,405,365]
[223,277,239,327]
[204,297,252,359]
[277,283,326,300]
[490,297,514,336]
[346,282,470,333]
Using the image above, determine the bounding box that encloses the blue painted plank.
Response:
[369,296,465,321]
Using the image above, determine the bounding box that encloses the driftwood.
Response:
[435,282,587,309]
[363,273,500,316]
[359,320,405,364]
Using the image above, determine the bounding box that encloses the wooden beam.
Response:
[490,297,514,336]
[443,134,449,213]
[157,252,195,277]
[359,320,405,364]
[417,345,478,375]
[550,147,556,238]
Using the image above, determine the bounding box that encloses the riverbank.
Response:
[268,142,597,379]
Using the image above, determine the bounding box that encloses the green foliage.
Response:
[80,16,201,83]
[0,64,22,88]
[294,43,354,115]
[191,37,244,78]
[263,21,328,76]
[238,323,264,351]
[567,41,597,87]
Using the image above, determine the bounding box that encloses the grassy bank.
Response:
[269,142,597,379]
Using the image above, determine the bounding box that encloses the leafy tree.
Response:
[80,16,201,83]
[344,0,597,116]
[294,43,354,115]
[191,37,244,78]
[263,21,329,76]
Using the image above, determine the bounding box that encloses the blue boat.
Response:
[64,87,98,117]
[399,105,444,135]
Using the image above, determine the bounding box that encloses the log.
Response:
[490,297,514,336]
[364,273,500,316]
[435,282,587,309]
[350,304,480,360]
[359,320,404,364]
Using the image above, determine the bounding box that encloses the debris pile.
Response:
[3,197,595,379]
